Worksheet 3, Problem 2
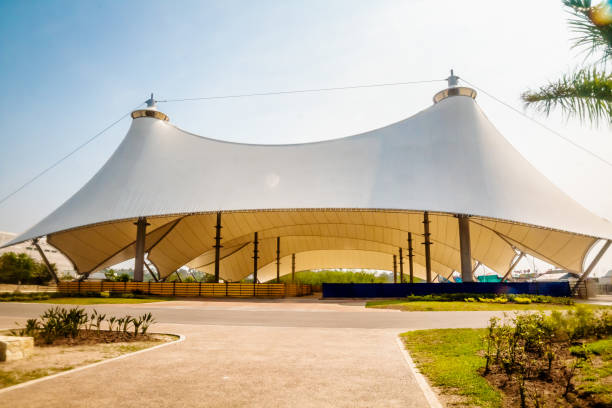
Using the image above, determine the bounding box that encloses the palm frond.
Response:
[522,68,612,125]
[563,0,612,63]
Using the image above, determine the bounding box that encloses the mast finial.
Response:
[447,69,459,88]
[145,93,156,108]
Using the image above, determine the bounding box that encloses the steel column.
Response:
[276,236,281,283]
[144,261,159,282]
[393,255,397,283]
[133,217,148,282]
[572,239,612,295]
[502,251,525,282]
[457,214,473,282]
[252,232,259,285]
[408,232,414,284]
[32,239,59,284]
[399,247,404,283]
[213,212,222,283]
[422,212,432,283]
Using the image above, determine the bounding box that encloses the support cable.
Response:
[460,78,612,169]
[157,79,446,103]
[0,102,146,206]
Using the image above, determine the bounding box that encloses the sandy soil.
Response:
[0,334,174,388]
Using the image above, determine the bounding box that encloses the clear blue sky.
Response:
[1,0,611,272]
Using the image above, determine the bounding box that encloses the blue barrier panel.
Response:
[321,282,571,298]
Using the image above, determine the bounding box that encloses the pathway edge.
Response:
[0,333,185,394]
[395,336,443,408]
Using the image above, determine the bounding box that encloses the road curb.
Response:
[0,333,185,394]
[396,336,443,408]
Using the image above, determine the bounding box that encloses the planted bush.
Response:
[483,307,612,407]
[9,306,156,345]
[398,293,573,305]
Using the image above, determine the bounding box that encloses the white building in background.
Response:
[0,231,75,277]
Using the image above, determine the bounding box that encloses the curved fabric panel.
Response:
[473,218,597,272]
[47,216,178,273]
[255,250,431,283]
[160,211,517,279]
[7,95,612,247]
[191,235,452,281]
[5,90,611,280]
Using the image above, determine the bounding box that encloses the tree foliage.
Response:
[522,0,612,125]
[522,68,612,124]
[278,269,392,284]
[0,251,56,284]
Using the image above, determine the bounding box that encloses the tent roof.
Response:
[4,89,612,280]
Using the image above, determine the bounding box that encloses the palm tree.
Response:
[522,0,612,125]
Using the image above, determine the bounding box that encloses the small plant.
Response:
[108,316,117,332]
[9,306,157,345]
[138,313,155,335]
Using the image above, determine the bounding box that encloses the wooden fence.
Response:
[58,281,312,298]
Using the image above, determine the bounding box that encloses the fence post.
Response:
[124,281,127,293]
[199,282,202,297]
[173,281,176,296]
[77,280,81,294]
[225,281,228,297]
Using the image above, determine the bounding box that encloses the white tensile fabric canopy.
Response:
[4,85,612,282]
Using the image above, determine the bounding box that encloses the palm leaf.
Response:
[522,68,612,124]
[563,0,612,62]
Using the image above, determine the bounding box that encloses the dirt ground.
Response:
[0,334,174,388]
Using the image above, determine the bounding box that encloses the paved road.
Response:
[0,299,502,407]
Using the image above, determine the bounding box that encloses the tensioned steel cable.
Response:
[460,78,612,169]
[0,102,146,206]
[156,79,446,103]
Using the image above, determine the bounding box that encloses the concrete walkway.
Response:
[0,299,502,407]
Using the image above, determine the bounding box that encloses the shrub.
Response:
[0,252,57,284]
[514,297,532,304]
[9,306,158,346]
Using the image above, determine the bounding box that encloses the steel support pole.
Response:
[32,239,59,284]
[144,261,159,282]
[252,232,259,285]
[291,253,296,283]
[133,217,147,282]
[458,214,473,282]
[276,236,281,283]
[213,212,222,283]
[393,255,397,283]
[408,232,414,284]
[422,212,432,283]
[502,251,525,282]
[572,239,612,295]
[399,247,404,283]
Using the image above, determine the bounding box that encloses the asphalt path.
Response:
[0,299,503,407]
[0,299,503,329]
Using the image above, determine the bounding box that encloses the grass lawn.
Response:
[402,329,612,408]
[401,328,501,408]
[27,297,174,305]
[367,300,610,311]
[573,338,612,406]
